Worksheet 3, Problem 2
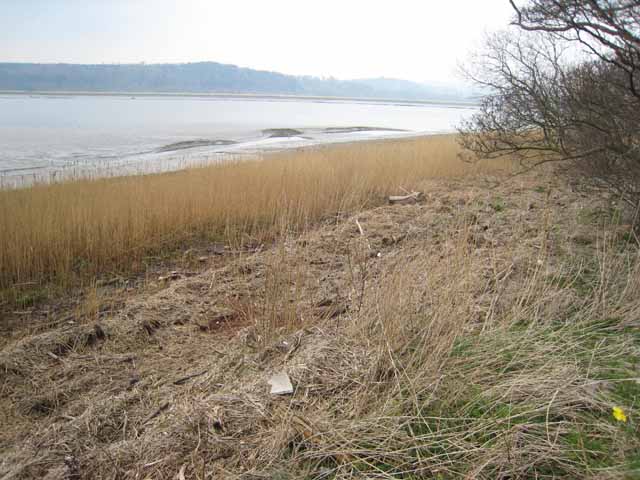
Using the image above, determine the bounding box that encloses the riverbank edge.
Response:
[0,132,449,190]
[0,90,480,107]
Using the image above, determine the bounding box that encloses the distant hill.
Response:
[0,62,473,102]
[355,78,466,101]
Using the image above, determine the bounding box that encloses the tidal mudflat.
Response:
[0,93,476,186]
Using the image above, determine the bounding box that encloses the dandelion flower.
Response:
[613,406,627,422]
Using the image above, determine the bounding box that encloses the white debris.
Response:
[268,372,294,395]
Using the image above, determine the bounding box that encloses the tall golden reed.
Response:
[0,135,511,290]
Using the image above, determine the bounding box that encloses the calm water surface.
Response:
[0,94,476,186]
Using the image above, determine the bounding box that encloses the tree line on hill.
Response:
[0,62,470,102]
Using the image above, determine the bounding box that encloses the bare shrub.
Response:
[459,0,640,211]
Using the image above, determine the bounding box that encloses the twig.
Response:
[143,402,170,424]
[284,334,303,362]
[47,351,64,362]
[13,281,39,287]
[173,370,207,385]
[355,218,372,250]
[546,389,559,446]
[177,464,187,480]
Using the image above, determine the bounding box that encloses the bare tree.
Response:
[459,0,640,210]
[510,0,640,96]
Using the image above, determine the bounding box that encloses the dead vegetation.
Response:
[0,134,513,305]
[1,164,639,479]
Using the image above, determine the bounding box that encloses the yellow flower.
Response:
[613,406,627,423]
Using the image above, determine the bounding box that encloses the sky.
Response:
[1,0,515,84]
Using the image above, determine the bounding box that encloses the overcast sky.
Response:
[1,0,515,83]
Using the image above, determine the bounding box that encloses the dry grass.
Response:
[303,234,640,478]
[2,167,639,478]
[0,135,512,298]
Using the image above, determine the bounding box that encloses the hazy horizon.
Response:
[0,60,471,88]
[1,0,515,84]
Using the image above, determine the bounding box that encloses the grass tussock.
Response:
[228,221,640,478]
[0,135,511,295]
[311,245,640,478]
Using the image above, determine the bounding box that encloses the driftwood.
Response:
[388,191,424,205]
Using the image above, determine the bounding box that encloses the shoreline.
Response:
[0,90,480,107]
[1,130,449,190]
[0,94,476,188]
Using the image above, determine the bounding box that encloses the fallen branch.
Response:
[388,191,424,205]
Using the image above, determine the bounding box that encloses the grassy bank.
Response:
[0,135,511,300]
[2,162,639,478]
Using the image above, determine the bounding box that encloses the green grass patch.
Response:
[335,318,640,478]
[490,197,507,212]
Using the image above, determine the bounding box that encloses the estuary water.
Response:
[0,93,476,186]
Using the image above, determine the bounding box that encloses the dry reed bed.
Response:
[0,135,512,296]
[1,170,639,478]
